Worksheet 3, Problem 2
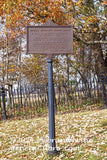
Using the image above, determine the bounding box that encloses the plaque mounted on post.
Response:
[27,19,73,58]
[26,19,73,156]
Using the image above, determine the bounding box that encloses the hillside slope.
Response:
[0,109,107,160]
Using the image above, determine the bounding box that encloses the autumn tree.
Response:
[21,55,47,86]
[0,0,107,86]
[73,0,107,79]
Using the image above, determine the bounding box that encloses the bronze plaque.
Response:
[27,20,73,56]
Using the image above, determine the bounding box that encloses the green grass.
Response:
[0,109,107,160]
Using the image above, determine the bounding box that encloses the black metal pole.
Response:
[101,72,107,109]
[1,86,6,121]
[47,59,58,156]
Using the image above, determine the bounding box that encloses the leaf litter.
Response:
[0,109,107,159]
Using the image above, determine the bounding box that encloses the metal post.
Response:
[47,59,58,156]
[1,86,6,121]
[101,72,107,109]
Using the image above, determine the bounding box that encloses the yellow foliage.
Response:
[76,0,84,7]
[82,16,86,20]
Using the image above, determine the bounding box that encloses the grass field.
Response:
[0,109,107,160]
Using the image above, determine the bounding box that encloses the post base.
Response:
[47,149,59,156]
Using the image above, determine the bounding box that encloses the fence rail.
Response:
[0,77,107,121]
